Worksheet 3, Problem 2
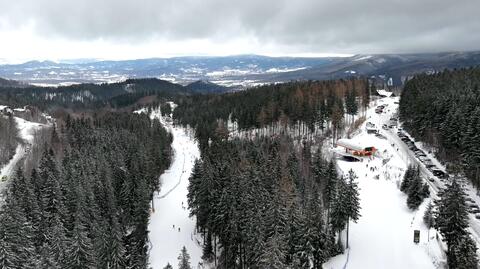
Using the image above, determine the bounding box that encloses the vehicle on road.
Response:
[432,170,448,179]
[471,208,480,214]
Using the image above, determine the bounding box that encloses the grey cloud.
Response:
[0,0,479,54]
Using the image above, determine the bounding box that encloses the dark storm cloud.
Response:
[0,0,479,54]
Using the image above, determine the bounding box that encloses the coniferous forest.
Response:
[188,135,360,268]
[173,79,369,149]
[400,67,480,187]
[0,112,172,268]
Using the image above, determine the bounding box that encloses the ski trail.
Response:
[157,152,186,199]
[144,106,203,269]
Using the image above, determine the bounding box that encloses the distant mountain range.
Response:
[1,52,480,87]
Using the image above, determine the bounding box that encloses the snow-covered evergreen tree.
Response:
[435,178,476,267]
[177,246,192,269]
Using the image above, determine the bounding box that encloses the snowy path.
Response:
[144,108,203,269]
[0,117,47,200]
[324,97,442,269]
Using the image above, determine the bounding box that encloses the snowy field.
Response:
[136,107,203,269]
[324,97,444,269]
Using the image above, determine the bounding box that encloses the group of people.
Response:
[172,202,188,232]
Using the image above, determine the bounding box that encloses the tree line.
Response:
[0,111,172,268]
[400,67,480,187]
[173,79,369,150]
[0,78,189,110]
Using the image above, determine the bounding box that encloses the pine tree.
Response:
[345,87,358,123]
[177,246,192,269]
[450,234,478,269]
[400,165,415,193]
[257,231,287,269]
[324,160,338,231]
[435,178,476,267]
[344,169,361,249]
[406,175,425,210]
[330,175,348,249]
[163,263,173,269]
[423,202,435,238]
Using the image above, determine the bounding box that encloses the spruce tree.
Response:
[435,178,476,267]
[177,246,192,269]
[345,169,361,249]
[450,234,478,269]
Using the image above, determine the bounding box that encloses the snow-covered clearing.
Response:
[0,115,48,201]
[136,106,203,269]
[324,96,444,269]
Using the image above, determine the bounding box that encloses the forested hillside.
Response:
[184,80,230,94]
[174,79,369,149]
[188,135,360,268]
[0,112,172,268]
[0,78,189,110]
[399,67,480,187]
[178,78,366,268]
[0,114,18,166]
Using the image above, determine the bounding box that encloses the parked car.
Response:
[425,164,436,170]
[475,214,480,220]
[469,203,479,210]
[471,208,480,214]
[418,156,429,162]
[427,166,436,172]
[416,152,427,158]
[375,133,387,140]
[433,170,448,179]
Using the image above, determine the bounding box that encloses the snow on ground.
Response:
[324,96,444,269]
[136,106,204,269]
[0,115,48,202]
[392,104,480,261]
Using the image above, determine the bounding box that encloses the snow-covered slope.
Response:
[0,116,48,201]
[136,106,203,268]
[324,97,444,268]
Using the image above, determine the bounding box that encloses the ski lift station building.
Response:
[336,138,377,156]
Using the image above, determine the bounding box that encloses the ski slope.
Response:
[324,97,444,269]
[138,107,203,269]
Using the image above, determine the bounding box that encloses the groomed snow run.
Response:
[324,96,443,269]
[137,106,203,269]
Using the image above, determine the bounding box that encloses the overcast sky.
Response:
[0,0,479,62]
